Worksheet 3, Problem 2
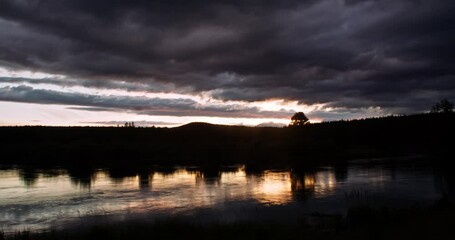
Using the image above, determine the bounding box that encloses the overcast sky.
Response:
[1,0,454,126]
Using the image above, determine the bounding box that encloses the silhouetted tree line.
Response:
[1,112,454,169]
[124,122,135,128]
[431,99,454,113]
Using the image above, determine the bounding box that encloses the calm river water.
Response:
[0,158,450,232]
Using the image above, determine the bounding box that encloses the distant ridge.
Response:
[177,122,224,129]
[176,122,251,130]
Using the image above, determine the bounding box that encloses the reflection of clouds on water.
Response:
[255,171,292,205]
[347,167,393,190]
[314,170,336,198]
[291,169,337,200]
[0,161,445,232]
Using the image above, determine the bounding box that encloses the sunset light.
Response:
[0,0,454,238]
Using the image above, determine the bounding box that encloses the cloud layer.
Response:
[0,85,293,118]
[1,0,454,117]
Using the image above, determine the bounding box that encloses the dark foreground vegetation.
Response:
[1,204,454,240]
[1,113,454,169]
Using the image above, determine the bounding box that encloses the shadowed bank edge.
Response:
[0,112,454,169]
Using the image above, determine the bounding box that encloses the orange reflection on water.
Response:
[304,175,315,190]
[0,166,299,232]
[254,171,292,205]
[314,170,336,197]
[152,169,197,189]
[0,161,442,233]
[290,169,337,198]
[118,168,294,211]
[90,171,141,190]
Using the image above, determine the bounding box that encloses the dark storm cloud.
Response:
[0,76,179,93]
[0,0,454,115]
[0,85,292,118]
[0,85,196,111]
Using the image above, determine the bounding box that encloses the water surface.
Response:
[0,158,449,232]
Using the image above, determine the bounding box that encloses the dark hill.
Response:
[177,122,223,129]
[0,113,453,168]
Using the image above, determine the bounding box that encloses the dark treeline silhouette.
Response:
[0,113,454,169]
[431,99,454,113]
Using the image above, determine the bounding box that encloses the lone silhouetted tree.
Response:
[289,112,309,127]
[431,99,454,113]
